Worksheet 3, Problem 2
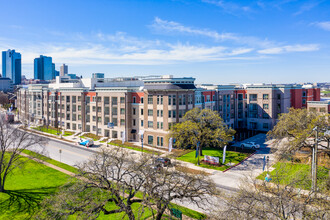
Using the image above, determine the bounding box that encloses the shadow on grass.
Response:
[0,186,58,217]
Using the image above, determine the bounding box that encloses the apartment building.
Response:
[17,75,196,148]
[17,75,320,149]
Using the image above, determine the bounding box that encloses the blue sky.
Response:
[0,0,329,84]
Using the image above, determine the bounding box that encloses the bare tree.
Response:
[211,165,330,220]
[142,164,218,220]
[38,147,218,220]
[39,148,151,220]
[0,115,46,192]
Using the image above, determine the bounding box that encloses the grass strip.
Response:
[109,141,158,154]
[32,126,73,136]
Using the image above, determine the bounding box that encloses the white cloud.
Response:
[293,1,323,16]
[152,17,238,41]
[201,0,252,14]
[313,21,330,31]
[258,44,319,54]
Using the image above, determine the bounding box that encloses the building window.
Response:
[97,107,101,112]
[168,110,172,118]
[93,106,96,112]
[179,95,182,105]
[302,99,306,104]
[92,96,96,102]
[249,94,257,101]
[120,108,125,115]
[148,121,153,128]
[104,97,109,104]
[148,95,153,104]
[168,95,172,105]
[263,94,269,100]
[133,96,136,103]
[120,97,125,103]
[302,91,306,97]
[173,95,176,106]
[173,110,176,118]
[160,95,163,104]
[112,97,117,105]
[148,109,153,116]
[141,97,144,103]
[78,96,81,102]
[238,94,243,100]
[112,118,118,126]
[112,131,118,138]
[206,95,210,102]
[112,107,117,115]
[98,117,102,122]
[93,116,96,121]
[97,97,102,102]
[263,123,269,129]
[148,135,153,145]
[78,105,81,111]
[120,119,125,125]
[157,137,164,147]
[133,108,136,115]
[141,109,143,115]
[141,120,143,127]
[263,104,269,110]
[133,119,136,126]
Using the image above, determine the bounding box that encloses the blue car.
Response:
[78,139,94,147]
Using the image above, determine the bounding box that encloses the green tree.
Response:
[170,108,235,155]
[267,108,330,160]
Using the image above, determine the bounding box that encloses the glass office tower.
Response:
[2,49,22,85]
[34,55,55,80]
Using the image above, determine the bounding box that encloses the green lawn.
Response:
[0,157,72,219]
[0,154,206,219]
[257,162,330,192]
[32,126,73,136]
[322,90,330,94]
[177,148,249,171]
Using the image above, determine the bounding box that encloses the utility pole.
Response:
[312,126,318,191]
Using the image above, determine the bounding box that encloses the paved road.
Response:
[30,137,95,167]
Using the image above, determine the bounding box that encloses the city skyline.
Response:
[0,0,330,84]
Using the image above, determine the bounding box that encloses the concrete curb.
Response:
[222,151,257,173]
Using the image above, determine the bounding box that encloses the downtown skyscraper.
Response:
[34,55,55,80]
[2,49,22,85]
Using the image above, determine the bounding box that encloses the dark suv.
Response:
[154,157,171,167]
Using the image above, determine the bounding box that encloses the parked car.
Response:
[154,157,171,167]
[240,142,260,150]
[78,139,94,147]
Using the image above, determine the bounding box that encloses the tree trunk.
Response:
[156,205,167,220]
[0,181,4,193]
[199,145,203,156]
[126,206,135,220]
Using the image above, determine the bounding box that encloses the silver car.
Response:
[240,142,260,150]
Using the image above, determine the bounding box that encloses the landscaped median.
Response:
[176,147,250,171]
[31,126,74,136]
[109,140,160,154]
